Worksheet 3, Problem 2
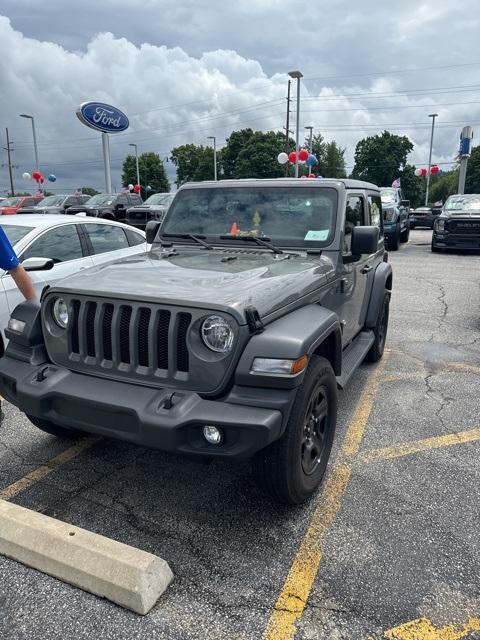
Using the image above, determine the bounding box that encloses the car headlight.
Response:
[436,219,445,231]
[52,298,69,328]
[201,315,234,353]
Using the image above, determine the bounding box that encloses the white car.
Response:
[0,215,147,356]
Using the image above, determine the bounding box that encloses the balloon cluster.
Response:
[414,165,441,177]
[277,149,318,177]
[22,171,57,184]
[127,183,141,193]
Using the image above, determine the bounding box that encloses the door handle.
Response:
[361,264,373,274]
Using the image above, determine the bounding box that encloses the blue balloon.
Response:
[306,154,317,166]
[316,175,323,179]
[146,185,152,191]
[47,174,57,182]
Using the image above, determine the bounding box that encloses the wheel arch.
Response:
[365,262,393,329]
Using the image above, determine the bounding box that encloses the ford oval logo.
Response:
[76,102,129,133]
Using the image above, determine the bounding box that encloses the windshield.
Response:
[36,195,65,207]
[0,197,21,207]
[445,195,480,212]
[0,224,34,246]
[144,193,175,206]
[86,194,114,206]
[162,186,338,248]
[380,189,396,204]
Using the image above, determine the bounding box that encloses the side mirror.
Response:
[351,226,379,256]
[115,203,125,211]
[146,220,161,244]
[22,257,55,272]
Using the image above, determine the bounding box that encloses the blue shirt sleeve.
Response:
[0,226,20,271]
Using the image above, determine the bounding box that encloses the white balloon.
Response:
[277,152,289,165]
[414,168,422,177]
[128,183,134,190]
[22,172,31,180]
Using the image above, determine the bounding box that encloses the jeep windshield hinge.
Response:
[245,306,264,334]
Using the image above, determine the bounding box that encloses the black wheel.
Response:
[400,224,410,243]
[27,415,81,438]
[366,292,390,363]
[252,356,337,505]
[431,240,441,253]
[388,225,401,250]
[410,222,416,230]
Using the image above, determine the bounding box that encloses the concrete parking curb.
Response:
[0,499,173,614]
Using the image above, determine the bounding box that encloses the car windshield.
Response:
[0,224,34,246]
[380,189,396,204]
[162,186,338,248]
[86,194,114,206]
[145,193,175,206]
[0,197,21,207]
[445,195,480,212]
[36,195,65,207]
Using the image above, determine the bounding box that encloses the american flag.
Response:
[391,178,401,188]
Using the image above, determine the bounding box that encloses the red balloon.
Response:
[133,184,141,193]
[298,149,309,162]
[430,165,439,175]
[421,168,427,177]
[308,173,316,179]
[288,151,297,164]
[32,171,41,181]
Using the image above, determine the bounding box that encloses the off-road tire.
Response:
[431,241,441,253]
[252,356,337,505]
[27,415,81,438]
[400,224,410,243]
[388,225,401,250]
[366,292,390,363]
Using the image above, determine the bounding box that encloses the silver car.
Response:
[0,215,147,355]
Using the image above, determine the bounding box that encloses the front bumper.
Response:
[410,215,434,228]
[0,356,287,459]
[432,232,480,250]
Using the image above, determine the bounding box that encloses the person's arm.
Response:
[10,264,37,301]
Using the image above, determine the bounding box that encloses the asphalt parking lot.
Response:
[0,229,479,640]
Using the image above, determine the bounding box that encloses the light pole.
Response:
[305,126,314,151]
[19,113,39,172]
[129,143,140,189]
[207,136,217,181]
[288,70,303,178]
[425,113,438,206]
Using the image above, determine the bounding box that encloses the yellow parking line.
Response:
[382,616,480,639]
[263,358,388,640]
[0,436,100,501]
[360,427,480,464]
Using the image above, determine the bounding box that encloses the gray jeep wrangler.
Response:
[0,179,392,504]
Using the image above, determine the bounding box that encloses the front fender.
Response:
[365,262,393,329]
[235,304,341,389]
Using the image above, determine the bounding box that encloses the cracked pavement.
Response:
[0,229,479,639]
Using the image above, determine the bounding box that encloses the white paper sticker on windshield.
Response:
[304,230,329,241]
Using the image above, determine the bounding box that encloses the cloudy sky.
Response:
[1,0,479,194]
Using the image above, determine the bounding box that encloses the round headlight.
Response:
[201,315,234,353]
[52,298,69,328]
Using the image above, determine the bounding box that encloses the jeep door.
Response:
[337,192,379,344]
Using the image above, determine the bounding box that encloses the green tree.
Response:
[222,129,255,178]
[301,134,346,178]
[465,145,480,193]
[351,131,413,187]
[428,168,459,204]
[170,144,217,185]
[122,152,170,195]
[398,164,424,208]
[80,186,99,196]
[234,131,287,179]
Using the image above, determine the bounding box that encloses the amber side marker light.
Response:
[251,355,309,375]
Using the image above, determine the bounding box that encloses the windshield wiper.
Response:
[219,235,283,254]
[163,233,213,250]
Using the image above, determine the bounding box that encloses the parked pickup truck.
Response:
[0,178,392,504]
[432,193,480,251]
[380,187,410,250]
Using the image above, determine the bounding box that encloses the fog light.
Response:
[7,318,26,333]
[203,425,222,445]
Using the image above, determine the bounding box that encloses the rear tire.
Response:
[431,241,441,253]
[388,225,401,250]
[252,356,337,505]
[27,415,81,438]
[400,224,410,243]
[366,292,390,363]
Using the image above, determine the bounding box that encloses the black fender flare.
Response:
[365,262,393,329]
[235,304,342,389]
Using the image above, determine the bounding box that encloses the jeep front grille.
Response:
[68,299,192,376]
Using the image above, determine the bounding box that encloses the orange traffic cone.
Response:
[229,221,238,235]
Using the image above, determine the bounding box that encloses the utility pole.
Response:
[425,113,438,206]
[284,80,293,176]
[305,126,314,151]
[207,136,217,180]
[3,128,15,196]
[288,70,303,178]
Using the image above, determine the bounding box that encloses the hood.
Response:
[52,249,334,323]
[444,210,480,218]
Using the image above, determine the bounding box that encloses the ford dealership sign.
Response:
[76,102,129,133]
